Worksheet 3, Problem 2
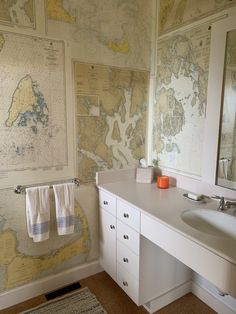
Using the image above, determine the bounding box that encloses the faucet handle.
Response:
[219,196,225,205]
[225,200,236,208]
[218,197,226,211]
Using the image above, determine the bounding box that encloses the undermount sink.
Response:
[181,209,236,240]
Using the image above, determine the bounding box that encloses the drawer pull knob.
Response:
[110,225,115,229]
[123,257,128,263]
[123,213,129,218]
[103,201,108,205]
[123,235,129,240]
[123,281,128,286]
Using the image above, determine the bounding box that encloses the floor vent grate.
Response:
[45,282,81,300]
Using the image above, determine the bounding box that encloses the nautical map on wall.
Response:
[46,0,151,70]
[0,196,90,292]
[0,0,36,29]
[153,24,211,176]
[159,0,236,35]
[0,31,75,188]
[74,62,149,183]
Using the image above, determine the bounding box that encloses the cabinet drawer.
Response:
[117,199,140,232]
[117,263,139,305]
[99,208,116,281]
[117,220,140,255]
[99,190,116,216]
[117,241,139,279]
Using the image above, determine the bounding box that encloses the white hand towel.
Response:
[53,183,75,235]
[26,186,50,242]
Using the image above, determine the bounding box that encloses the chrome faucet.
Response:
[216,196,236,211]
[218,197,226,211]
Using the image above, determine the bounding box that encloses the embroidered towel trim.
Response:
[25,186,50,242]
[53,183,75,235]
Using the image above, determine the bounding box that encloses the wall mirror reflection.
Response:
[217,29,236,190]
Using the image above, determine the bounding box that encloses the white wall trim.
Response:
[0,260,102,310]
[143,281,192,314]
[202,13,236,186]
[146,0,158,166]
[1,261,236,313]
[192,281,236,314]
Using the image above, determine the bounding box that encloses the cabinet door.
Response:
[99,208,117,281]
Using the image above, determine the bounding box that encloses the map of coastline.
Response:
[0,203,90,291]
[46,0,151,70]
[159,0,236,35]
[5,75,48,133]
[0,31,67,175]
[77,94,99,116]
[0,0,35,29]
[46,0,76,24]
[153,24,211,175]
[75,62,149,183]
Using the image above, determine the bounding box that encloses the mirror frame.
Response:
[202,13,236,189]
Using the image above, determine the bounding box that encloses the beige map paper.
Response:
[159,0,236,35]
[74,62,149,183]
[153,23,211,176]
[0,0,35,29]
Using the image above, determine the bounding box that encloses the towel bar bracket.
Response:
[15,185,25,194]
[14,178,80,194]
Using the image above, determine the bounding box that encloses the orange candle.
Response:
[157,176,169,189]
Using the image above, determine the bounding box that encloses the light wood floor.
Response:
[0,271,216,314]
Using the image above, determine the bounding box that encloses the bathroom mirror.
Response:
[202,13,236,190]
[216,29,236,190]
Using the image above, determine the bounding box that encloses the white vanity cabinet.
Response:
[116,199,141,304]
[98,188,192,312]
[99,191,117,281]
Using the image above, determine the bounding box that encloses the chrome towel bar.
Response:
[14,178,80,194]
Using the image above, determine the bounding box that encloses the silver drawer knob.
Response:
[103,201,108,205]
[123,213,129,218]
[123,235,129,240]
[123,281,128,286]
[123,257,128,263]
[110,225,115,229]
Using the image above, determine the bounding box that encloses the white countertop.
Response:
[98,180,236,265]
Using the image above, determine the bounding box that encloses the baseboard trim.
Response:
[192,281,236,314]
[143,280,236,314]
[143,281,192,314]
[0,260,102,310]
[1,267,236,313]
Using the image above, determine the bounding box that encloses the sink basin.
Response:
[181,209,236,240]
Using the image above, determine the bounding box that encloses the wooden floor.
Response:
[0,271,216,314]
